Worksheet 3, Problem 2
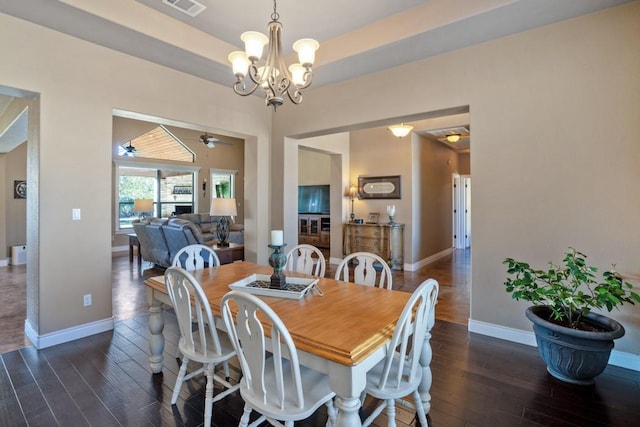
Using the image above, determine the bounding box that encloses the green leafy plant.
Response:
[504,248,640,329]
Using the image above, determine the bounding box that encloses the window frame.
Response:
[114,159,201,234]
[210,168,238,199]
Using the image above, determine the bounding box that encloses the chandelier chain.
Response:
[271,0,279,22]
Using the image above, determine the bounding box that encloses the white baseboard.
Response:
[25,317,114,349]
[0,258,8,267]
[112,245,128,253]
[404,247,453,272]
[468,319,639,372]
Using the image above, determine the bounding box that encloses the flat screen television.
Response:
[298,185,330,214]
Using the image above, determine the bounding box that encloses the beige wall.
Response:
[345,129,465,265]
[272,3,640,355]
[350,127,414,261]
[415,136,458,260]
[458,153,470,175]
[298,149,331,185]
[0,12,272,339]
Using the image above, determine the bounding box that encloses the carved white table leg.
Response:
[147,289,165,374]
[328,361,367,427]
[334,396,363,427]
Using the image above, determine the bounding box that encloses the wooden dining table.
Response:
[144,261,435,427]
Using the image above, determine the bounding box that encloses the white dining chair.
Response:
[285,244,326,277]
[335,251,393,289]
[221,290,337,427]
[165,267,239,427]
[172,244,220,271]
[171,244,222,361]
[361,279,439,427]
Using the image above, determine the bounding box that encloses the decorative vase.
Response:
[386,205,396,224]
[525,305,625,385]
[268,244,287,289]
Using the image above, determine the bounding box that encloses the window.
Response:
[211,169,237,199]
[115,161,200,232]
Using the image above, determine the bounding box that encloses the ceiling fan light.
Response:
[121,141,137,157]
[446,134,461,143]
[388,123,413,138]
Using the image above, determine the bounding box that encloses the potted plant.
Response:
[504,248,639,385]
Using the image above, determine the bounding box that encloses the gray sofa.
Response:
[175,213,244,245]
[132,215,244,268]
[133,218,172,267]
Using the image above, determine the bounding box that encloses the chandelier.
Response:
[228,0,319,110]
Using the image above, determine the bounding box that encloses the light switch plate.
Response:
[72,208,81,220]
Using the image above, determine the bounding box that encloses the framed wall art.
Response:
[358,175,401,199]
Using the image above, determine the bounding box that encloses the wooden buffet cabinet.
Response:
[343,222,404,270]
[298,215,331,248]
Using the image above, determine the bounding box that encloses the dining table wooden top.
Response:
[145,261,411,367]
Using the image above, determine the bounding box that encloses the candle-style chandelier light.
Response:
[228,0,319,110]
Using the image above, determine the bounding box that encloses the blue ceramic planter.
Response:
[525,305,625,385]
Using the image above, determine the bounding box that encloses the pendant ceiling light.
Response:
[228,0,319,110]
[388,123,413,139]
[446,134,461,143]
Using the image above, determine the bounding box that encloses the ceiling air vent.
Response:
[162,0,206,17]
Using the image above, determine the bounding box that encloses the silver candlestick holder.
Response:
[268,243,287,289]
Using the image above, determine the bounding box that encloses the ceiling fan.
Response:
[121,141,137,157]
[199,133,234,148]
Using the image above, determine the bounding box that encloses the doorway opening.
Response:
[453,174,471,249]
[0,84,40,353]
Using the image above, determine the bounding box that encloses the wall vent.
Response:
[162,0,206,17]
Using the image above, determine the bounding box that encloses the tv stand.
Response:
[298,214,330,248]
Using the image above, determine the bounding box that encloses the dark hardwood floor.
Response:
[1,250,639,426]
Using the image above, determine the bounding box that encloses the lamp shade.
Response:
[293,38,319,67]
[210,198,237,217]
[228,51,250,77]
[241,31,268,61]
[133,198,153,213]
[345,184,359,198]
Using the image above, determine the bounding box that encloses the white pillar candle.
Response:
[271,230,283,246]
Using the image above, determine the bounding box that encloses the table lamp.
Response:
[210,198,237,246]
[133,198,154,220]
[345,184,359,222]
